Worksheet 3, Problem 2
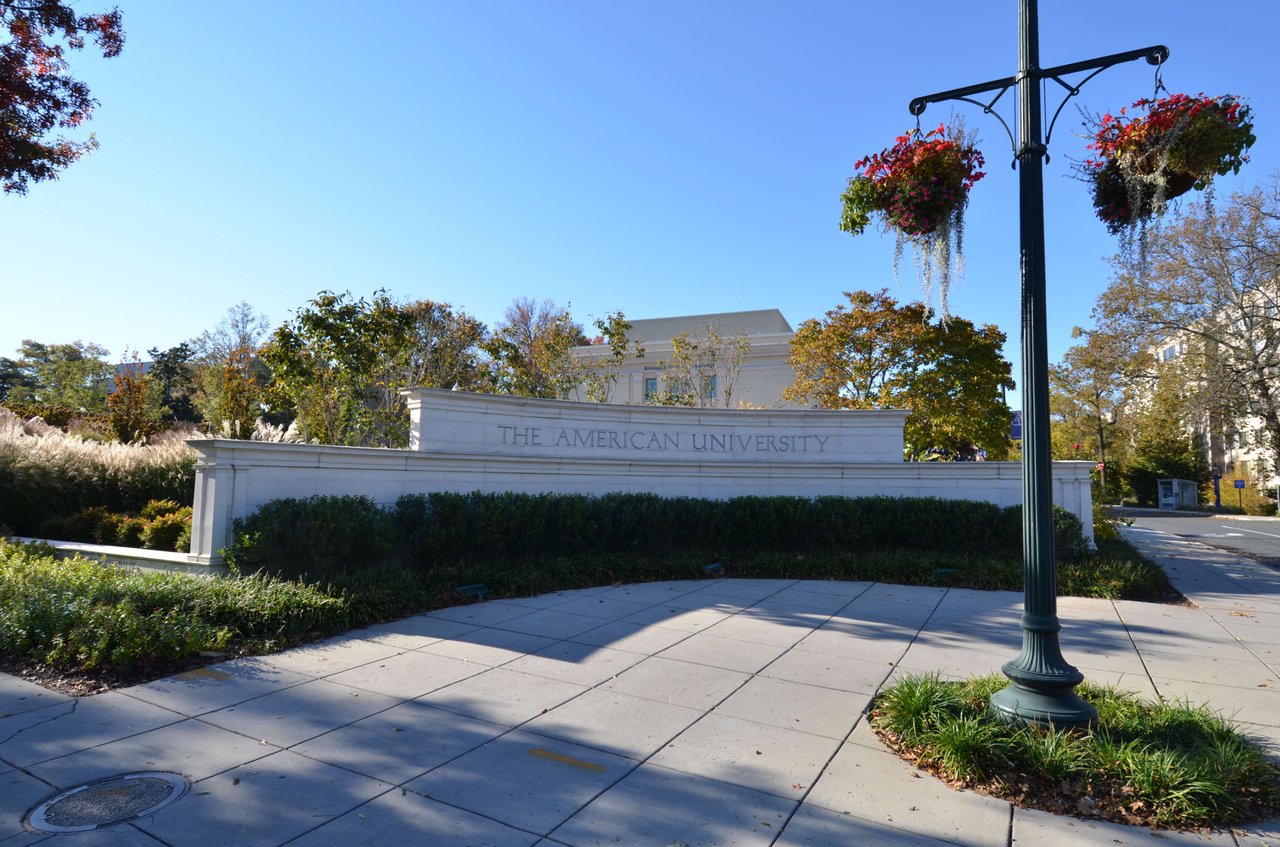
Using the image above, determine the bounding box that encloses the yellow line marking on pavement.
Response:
[177,668,231,681]
[529,748,606,772]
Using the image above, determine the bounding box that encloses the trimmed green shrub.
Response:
[228,492,1093,581]
[229,495,394,580]
[113,515,147,547]
[140,499,184,520]
[32,499,192,553]
[140,509,192,551]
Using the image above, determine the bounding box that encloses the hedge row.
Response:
[228,492,1088,580]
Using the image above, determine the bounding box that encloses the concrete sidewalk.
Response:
[2,528,1278,846]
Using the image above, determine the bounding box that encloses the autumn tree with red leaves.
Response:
[1,0,124,194]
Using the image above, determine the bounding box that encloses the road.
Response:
[1115,507,1280,566]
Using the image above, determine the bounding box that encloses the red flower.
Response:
[1083,93,1255,233]
[842,124,985,237]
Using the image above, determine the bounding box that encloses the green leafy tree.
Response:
[261,291,393,446]
[1124,367,1210,505]
[784,289,1015,459]
[146,342,199,423]
[575,311,644,404]
[648,324,749,408]
[483,298,587,399]
[13,339,113,409]
[394,299,488,393]
[1,0,124,194]
[260,291,485,446]
[1049,327,1140,501]
[0,355,34,402]
[1095,180,1280,493]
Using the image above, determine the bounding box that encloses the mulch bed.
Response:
[0,651,239,699]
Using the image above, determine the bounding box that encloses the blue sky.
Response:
[3,1,1276,408]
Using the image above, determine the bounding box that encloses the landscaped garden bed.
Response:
[872,672,1280,830]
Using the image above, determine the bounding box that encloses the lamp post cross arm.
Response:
[910,44,1167,116]
[909,44,1169,161]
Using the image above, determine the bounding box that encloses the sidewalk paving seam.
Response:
[1107,597,1162,699]
[1122,527,1280,694]
[759,583,951,847]
[277,588,805,842]
[529,581,884,842]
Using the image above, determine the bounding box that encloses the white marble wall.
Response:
[186,438,1094,564]
[403,389,909,463]
[185,392,1092,564]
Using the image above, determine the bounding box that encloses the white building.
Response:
[570,308,806,409]
[1151,336,1278,494]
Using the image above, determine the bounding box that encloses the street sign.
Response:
[1234,479,1247,489]
[1010,411,1022,441]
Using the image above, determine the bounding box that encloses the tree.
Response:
[1094,180,1280,490]
[216,342,260,440]
[189,302,271,435]
[1048,327,1141,501]
[0,355,33,402]
[647,323,749,408]
[260,291,486,447]
[784,289,1015,459]
[191,301,272,365]
[1124,366,1210,505]
[575,311,644,404]
[1,0,124,194]
[395,299,487,393]
[483,298,587,399]
[106,352,159,442]
[12,338,113,408]
[146,342,199,423]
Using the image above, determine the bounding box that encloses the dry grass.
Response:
[0,408,199,534]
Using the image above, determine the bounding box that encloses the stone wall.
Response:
[186,391,1093,564]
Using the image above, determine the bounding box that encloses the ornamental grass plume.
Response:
[841,120,985,321]
[0,407,198,534]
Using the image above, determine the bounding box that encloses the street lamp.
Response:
[908,0,1167,727]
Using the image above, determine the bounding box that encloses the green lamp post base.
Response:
[989,658,1097,729]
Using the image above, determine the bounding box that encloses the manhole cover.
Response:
[25,771,190,833]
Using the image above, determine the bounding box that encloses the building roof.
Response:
[622,309,792,344]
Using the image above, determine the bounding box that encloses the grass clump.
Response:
[870,673,1280,829]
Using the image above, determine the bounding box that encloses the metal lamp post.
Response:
[907,0,1167,726]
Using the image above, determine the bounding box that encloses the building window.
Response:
[644,377,657,401]
[704,373,717,401]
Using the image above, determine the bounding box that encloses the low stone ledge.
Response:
[7,537,229,577]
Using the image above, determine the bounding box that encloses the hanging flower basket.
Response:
[841,122,986,237]
[840,121,985,319]
[1083,93,1254,234]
